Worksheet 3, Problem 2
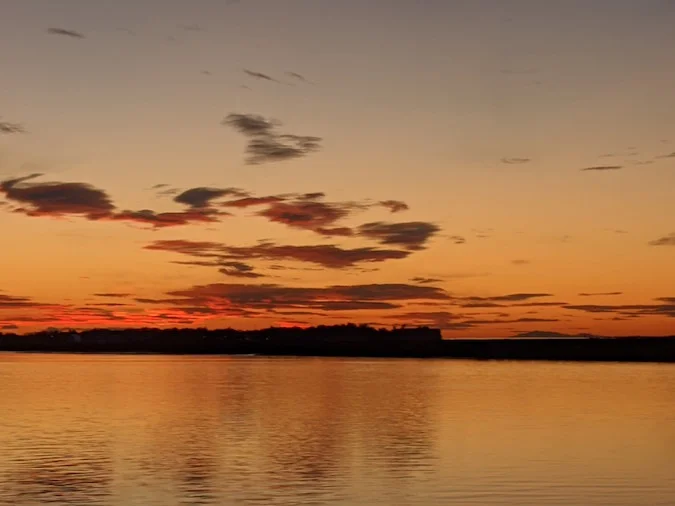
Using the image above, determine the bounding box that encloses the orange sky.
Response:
[1,0,674,337]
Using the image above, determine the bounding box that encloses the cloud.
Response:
[246,135,322,165]
[1,324,18,331]
[657,151,675,159]
[563,303,675,318]
[173,187,246,209]
[648,233,675,246]
[257,198,358,234]
[146,239,411,269]
[221,196,285,208]
[580,165,622,172]
[0,173,115,218]
[47,28,85,38]
[511,259,530,266]
[410,277,443,284]
[110,209,222,228]
[448,235,466,245]
[157,282,451,312]
[459,293,553,304]
[0,294,39,309]
[0,175,229,228]
[286,71,312,84]
[501,158,531,164]
[0,120,26,134]
[222,113,322,164]
[578,292,623,297]
[219,261,264,278]
[357,221,441,250]
[222,113,276,136]
[93,293,131,298]
[379,200,409,213]
[243,69,280,83]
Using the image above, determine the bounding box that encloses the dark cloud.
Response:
[147,239,411,269]
[246,135,322,164]
[578,292,623,297]
[564,304,675,318]
[47,28,85,38]
[222,113,322,164]
[656,297,675,303]
[93,293,131,298]
[286,71,312,84]
[580,165,622,172]
[157,282,450,312]
[243,69,280,82]
[1,324,18,331]
[460,293,553,303]
[379,200,409,213]
[512,301,568,307]
[110,209,222,228]
[315,227,354,237]
[258,198,357,234]
[219,261,264,279]
[174,187,246,209]
[0,294,36,309]
[0,173,115,219]
[648,233,675,246]
[657,151,675,159]
[221,196,285,208]
[357,221,441,250]
[0,120,26,134]
[448,235,466,245]
[222,113,276,136]
[0,174,233,228]
[410,277,443,284]
[501,157,531,164]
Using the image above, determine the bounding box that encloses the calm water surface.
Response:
[1,354,674,505]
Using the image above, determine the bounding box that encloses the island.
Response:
[1,324,675,362]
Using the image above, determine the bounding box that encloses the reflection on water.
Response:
[1,355,674,505]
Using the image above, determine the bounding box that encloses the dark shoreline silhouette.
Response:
[1,324,675,362]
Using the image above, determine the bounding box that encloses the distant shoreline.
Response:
[1,325,675,363]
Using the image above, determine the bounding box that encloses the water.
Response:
[1,354,674,505]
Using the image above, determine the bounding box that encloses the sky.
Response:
[1,0,674,337]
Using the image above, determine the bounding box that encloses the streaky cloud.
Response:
[47,27,85,38]
[580,165,622,172]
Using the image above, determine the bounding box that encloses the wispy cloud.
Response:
[501,157,531,164]
[580,165,622,172]
[648,233,675,246]
[286,71,313,84]
[222,113,322,164]
[0,120,26,134]
[47,28,85,38]
[243,69,280,83]
[578,292,623,297]
[379,200,409,213]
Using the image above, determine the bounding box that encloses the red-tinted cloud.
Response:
[1,174,115,219]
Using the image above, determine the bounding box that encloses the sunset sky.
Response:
[1,0,674,337]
